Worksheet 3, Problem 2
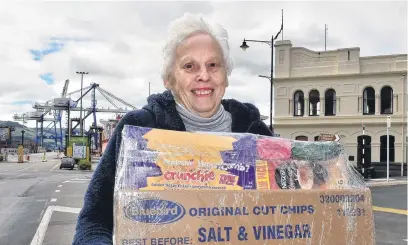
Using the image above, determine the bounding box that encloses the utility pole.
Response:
[281,9,284,41]
[404,74,407,177]
[387,116,391,182]
[362,122,365,175]
[76,71,88,136]
[149,82,151,96]
[76,71,88,162]
[325,24,328,51]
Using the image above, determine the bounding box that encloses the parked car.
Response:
[60,156,75,170]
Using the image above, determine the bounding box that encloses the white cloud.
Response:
[0,1,406,131]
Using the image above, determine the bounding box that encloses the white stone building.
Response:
[273,40,407,168]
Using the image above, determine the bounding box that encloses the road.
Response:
[371,184,407,245]
[0,153,94,245]
[0,154,406,245]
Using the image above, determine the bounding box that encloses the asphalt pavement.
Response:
[0,153,94,245]
[0,153,406,245]
[371,184,407,245]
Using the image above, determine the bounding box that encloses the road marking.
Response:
[373,206,408,215]
[62,180,89,184]
[30,206,54,245]
[18,165,35,172]
[53,205,81,213]
[50,163,59,171]
[58,185,63,187]
[30,205,81,245]
[62,178,90,184]
[74,178,90,181]
[55,190,60,193]
[50,198,57,202]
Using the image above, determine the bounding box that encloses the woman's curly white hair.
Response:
[161,13,234,81]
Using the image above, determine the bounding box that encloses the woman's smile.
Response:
[191,88,214,97]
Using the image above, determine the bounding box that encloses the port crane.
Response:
[13,111,60,147]
[31,82,136,151]
[13,79,71,149]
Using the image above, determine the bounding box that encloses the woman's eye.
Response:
[184,63,193,69]
[209,63,217,67]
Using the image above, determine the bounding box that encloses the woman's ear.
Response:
[163,80,171,90]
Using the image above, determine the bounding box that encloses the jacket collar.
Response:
[144,90,268,134]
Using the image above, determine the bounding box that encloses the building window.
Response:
[295,136,308,141]
[293,90,304,116]
[380,86,393,114]
[314,136,319,141]
[363,87,375,115]
[309,90,320,116]
[380,135,395,162]
[325,89,336,116]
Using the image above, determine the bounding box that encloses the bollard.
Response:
[42,152,47,162]
[17,145,24,163]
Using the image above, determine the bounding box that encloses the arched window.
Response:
[363,87,375,115]
[380,135,395,162]
[295,135,308,141]
[325,89,336,116]
[309,90,320,116]
[293,90,304,116]
[380,86,393,114]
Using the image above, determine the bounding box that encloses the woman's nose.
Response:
[197,67,210,82]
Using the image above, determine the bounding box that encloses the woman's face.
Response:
[165,32,228,118]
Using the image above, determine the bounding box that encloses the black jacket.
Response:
[72,90,273,245]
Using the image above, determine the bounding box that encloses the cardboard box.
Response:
[114,189,375,245]
[114,126,374,245]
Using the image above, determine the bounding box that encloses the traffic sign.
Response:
[318,133,340,142]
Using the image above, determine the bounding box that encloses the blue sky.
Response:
[29,41,64,61]
[30,40,63,86]
[39,73,55,85]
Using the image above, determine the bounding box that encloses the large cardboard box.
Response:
[114,189,375,245]
[114,126,375,245]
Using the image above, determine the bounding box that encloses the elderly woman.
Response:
[72,13,272,244]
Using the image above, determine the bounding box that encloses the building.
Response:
[100,114,123,154]
[273,40,407,169]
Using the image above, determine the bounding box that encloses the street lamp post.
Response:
[76,71,88,136]
[240,9,283,133]
[21,130,25,147]
[76,71,88,163]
